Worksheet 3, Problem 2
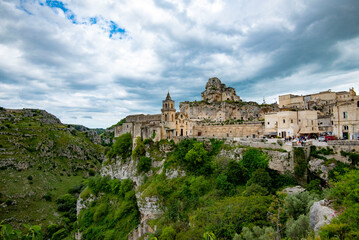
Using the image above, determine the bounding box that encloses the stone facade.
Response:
[115,78,275,141]
[332,96,359,140]
[264,110,319,138]
[278,88,356,111]
[114,78,357,141]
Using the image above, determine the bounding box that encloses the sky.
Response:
[1,0,359,128]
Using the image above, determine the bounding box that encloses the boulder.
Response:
[309,199,336,232]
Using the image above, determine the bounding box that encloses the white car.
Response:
[318,136,325,142]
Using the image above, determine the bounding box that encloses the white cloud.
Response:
[0,0,359,127]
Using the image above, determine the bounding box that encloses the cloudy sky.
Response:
[1,0,359,128]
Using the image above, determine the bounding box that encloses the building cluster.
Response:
[266,88,359,140]
[115,77,359,142]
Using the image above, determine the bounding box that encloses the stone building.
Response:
[332,96,359,140]
[278,88,356,113]
[115,78,269,141]
[264,110,320,138]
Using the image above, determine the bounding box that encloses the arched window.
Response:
[165,103,167,108]
[165,114,167,121]
[357,101,359,107]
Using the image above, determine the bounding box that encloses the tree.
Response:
[246,168,272,190]
[184,142,211,175]
[241,148,269,176]
[107,133,132,160]
[285,215,310,240]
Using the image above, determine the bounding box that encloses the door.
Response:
[343,132,348,139]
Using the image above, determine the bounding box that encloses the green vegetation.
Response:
[106,132,132,160]
[3,109,359,240]
[293,147,307,178]
[0,108,103,233]
[318,169,359,239]
[77,176,140,240]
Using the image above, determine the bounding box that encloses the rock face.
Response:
[308,158,336,180]
[282,186,305,195]
[201,77,241,103]
[309,200,336,232]
[219,147,293,174]
[180,101,278,122]
[101,158,142,186]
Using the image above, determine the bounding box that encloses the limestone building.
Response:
[332,96,359,140]
[264,110,320,138]
[278,88,356,112]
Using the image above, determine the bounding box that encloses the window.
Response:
[357,101,359,107]
[311,120,313,125]
[343,112,348,119]
[283,119,286,123]
[344,125,349,130]
[291,119,293,123]
[267,122,270,125]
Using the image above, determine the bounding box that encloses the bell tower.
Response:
[161,92,176,138]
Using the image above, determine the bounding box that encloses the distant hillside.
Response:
[0,108,104,230]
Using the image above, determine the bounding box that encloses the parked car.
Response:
[318,136,326,142]
[325,135,337,141]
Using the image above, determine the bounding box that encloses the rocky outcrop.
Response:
[76,196,96,216]
[266,150,293,174]
[165,168,186,179]
[137,195,163,223]
[282,186,305,195]
[101,158,142,186]
[219,147,293,174]
[309,199,336,232]
[308,158,336,180]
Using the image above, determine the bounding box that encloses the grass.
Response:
[0,108,103,231]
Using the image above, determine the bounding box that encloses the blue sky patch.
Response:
[89,17,97,25]
[45,0,77,23]
[109,21,126,38]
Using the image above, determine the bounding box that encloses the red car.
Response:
[325,136,337,141]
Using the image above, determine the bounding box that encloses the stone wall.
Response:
[193,122,264,138]
[180,101,277,122]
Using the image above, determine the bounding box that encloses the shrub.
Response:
[285,215,310,240]
[43,192,52,201]
[93,202,108,222]
[293,148,307,177]
[225,160,248,186]
[56,194,77,212]
[216,174,234,196]
[246,168,272,190]
[243,183,269,196]
[27,175,33,181]
[106,133,132,160]
[284,191,319,219]
[137,156,152,173]
[160,226,176,240]
[184,142,212,175]
[132,137,146,159]
[241,148,269,176]
[51,228,67,240]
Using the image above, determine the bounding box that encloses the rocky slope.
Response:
[0,107,104,229]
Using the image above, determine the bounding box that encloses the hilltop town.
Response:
[115,77,359,142]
